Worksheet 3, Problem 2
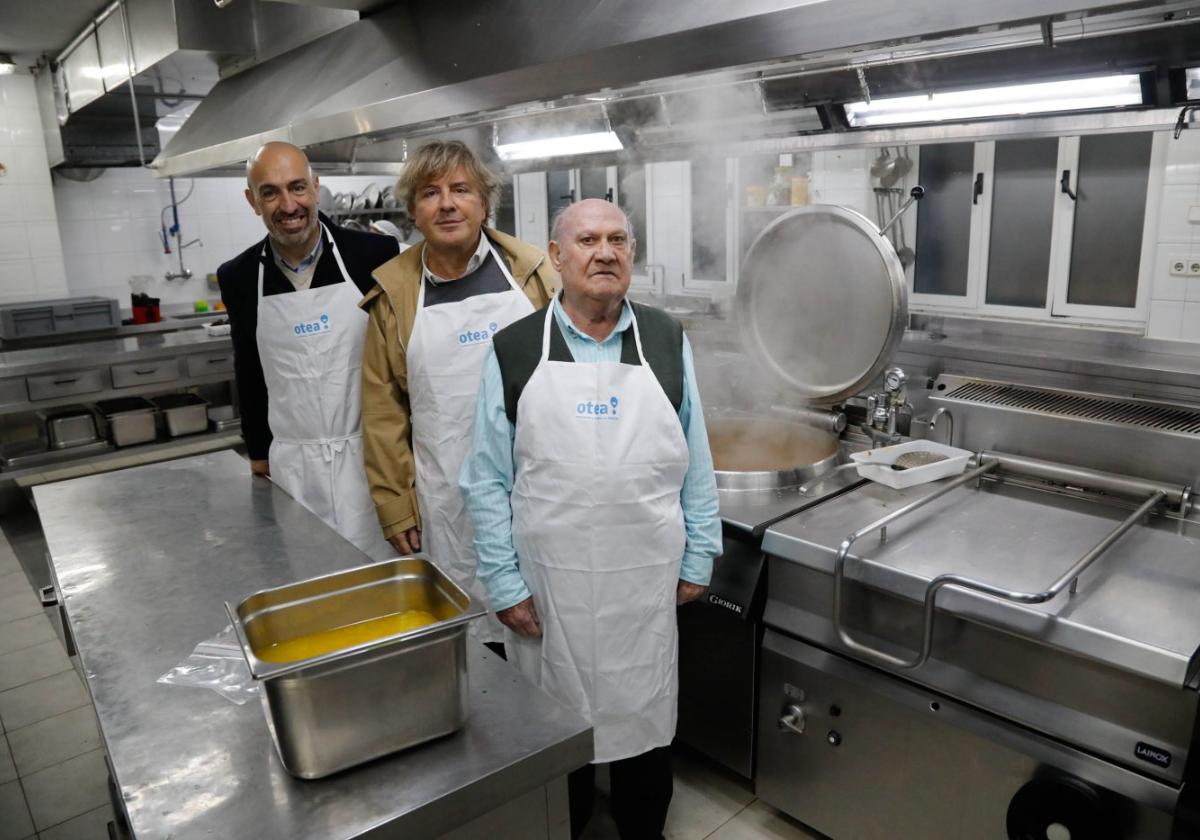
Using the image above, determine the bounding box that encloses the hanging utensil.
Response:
[870,147,892,180]
[878,147,903,188]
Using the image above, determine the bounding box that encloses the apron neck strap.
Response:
[541,295,644,364]
[258,222,347,297]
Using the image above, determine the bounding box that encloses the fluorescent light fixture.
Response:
[494,130,623,161]
[0,54,15,75]
[844,74,1144,128]
[1187,68,1199,101]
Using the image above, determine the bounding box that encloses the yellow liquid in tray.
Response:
[259,610,439,664]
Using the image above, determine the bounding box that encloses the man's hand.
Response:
[677,580,707,605]
[250,459,270,477]
[497,597,542,638]
[388,527,421,555]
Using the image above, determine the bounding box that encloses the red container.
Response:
[131,298,161,324]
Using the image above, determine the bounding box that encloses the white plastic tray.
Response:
[850,439,972,489]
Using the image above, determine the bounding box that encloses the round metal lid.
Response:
[736,205,908,406]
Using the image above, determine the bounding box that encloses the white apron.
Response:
[256,225,395,561]
[407,242,535,643]
[506,303,690,762]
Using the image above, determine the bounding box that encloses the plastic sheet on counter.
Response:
[157,624,259,705]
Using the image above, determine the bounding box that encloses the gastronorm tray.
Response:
[227,557,483,778]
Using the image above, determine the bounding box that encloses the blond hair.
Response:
[396,140,499,216]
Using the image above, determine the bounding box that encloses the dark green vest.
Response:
[493,302,685,425]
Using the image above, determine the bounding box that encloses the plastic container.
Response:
[790,175,810,206]
[766,165,793,206]
[745,185,767,208]
[850,440,972,490]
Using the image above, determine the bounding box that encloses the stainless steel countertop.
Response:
[0,327,231,379]
[34,451,592,839]
[718,471,862,538]
[762,476,1200,688]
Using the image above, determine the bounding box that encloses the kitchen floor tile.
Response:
[0,779,35,840]
[0,640,71,692]
[8,705,101,777]
[0,552,20,577]
[39,802,116,840]
[0,670,90,731]
[0,591,43,626]
[0,614,56,658]
[706,799,823,840]
[22,748,108,832]
[0,735,15,783]
[664,749,756,839]
[0,572,28,597]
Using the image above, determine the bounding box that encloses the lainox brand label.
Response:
[1135,741,1172,768]
[708,593,744,615]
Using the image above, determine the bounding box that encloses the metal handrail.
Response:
[832,461,1165,671]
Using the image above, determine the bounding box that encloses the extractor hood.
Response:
[43,0,357,167]
[155,0,1200,176]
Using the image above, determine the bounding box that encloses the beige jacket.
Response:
[359,228,560,538]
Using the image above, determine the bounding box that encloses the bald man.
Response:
[217,142,399,558]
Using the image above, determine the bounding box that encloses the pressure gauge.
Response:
[884,367,907,392]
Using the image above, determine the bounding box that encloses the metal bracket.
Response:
[856,67,870,105]
[1060,169,1077,201]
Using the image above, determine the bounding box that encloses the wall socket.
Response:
[1169,255,1200,276]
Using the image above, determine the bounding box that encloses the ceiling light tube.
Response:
[494,130,623,161]
[844,74,1145,128]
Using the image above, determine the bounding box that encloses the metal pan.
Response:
[708,413,840,490]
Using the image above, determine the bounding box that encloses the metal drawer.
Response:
[185,352,234,378]
[26,369,105,401]
[111,358,180,389]
[0,378,27,406]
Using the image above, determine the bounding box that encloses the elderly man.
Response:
[218,142,399,559]
[360,140,559,646]
[459,199,722,839]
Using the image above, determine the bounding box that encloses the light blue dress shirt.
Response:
[459,297,723,612]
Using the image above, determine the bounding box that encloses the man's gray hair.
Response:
[549,202,636,244]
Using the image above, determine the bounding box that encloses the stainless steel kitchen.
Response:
[2,1,1200,839]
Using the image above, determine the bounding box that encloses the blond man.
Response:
[360,140,559,646]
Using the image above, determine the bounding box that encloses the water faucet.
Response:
[929,407,954,447]
[166,238,202,281]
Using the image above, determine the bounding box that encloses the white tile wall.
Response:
[53,169,392,307]
[1146,131,1200,341]
[0,72,68,303]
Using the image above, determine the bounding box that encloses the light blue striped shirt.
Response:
[458,297,723,612]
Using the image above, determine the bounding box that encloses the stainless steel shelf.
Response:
[7,430,241,486]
